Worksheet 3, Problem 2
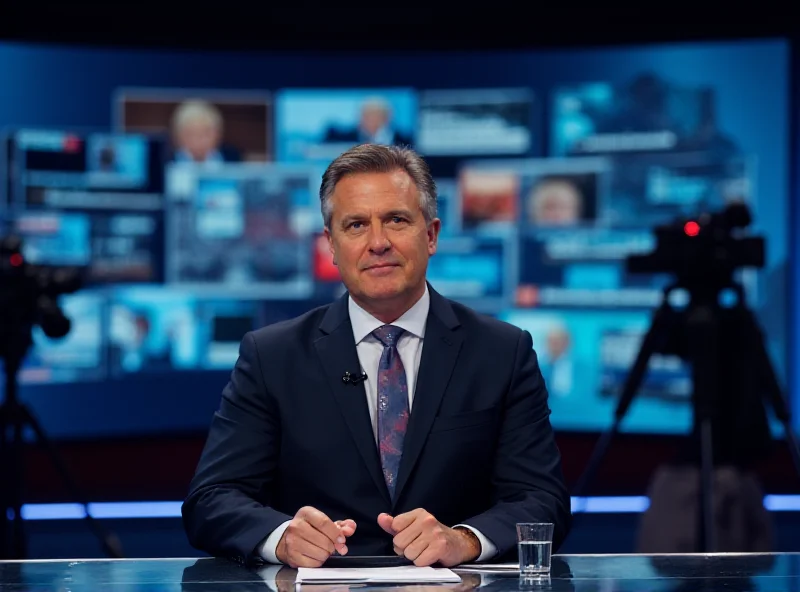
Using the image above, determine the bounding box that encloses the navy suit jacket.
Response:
[182,286,571,564]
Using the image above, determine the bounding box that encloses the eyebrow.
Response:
[384,209,415,220]
[339,209,416,228]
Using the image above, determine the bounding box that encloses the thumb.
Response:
[377,513,396,535]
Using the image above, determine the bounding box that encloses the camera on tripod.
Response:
[571,200,800,554]
[0,234,83,363]
[626,201,765,288]
[0,233,105,560]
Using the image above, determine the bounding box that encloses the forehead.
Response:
[180,112,216,129]
[330,170,419,210]
[537,183,577,201]
[183,117,215,129]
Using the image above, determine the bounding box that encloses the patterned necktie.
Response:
[372,324,409,500]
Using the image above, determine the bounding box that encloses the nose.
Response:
[367,224,391,255]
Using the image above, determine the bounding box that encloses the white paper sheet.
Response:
[296,565,462,584]
[456,563,519,572]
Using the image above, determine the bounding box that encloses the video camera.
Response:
[0,235,124,560]
[626,202,765,289]
[0,234,83,363]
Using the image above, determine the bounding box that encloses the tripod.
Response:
[0,350,123,559]
[571,280,800,553]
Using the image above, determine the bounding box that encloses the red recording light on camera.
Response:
[9,253,23,267]
[683,221,700,237]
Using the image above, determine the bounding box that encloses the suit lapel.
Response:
[314,295,391,506]
[393,288,463,507]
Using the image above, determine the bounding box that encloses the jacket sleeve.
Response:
[181,331,292,564]
[459,329,572,557]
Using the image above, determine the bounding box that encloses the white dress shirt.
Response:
[173,148,225,165]
[260,285,496,563]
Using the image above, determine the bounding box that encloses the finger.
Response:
[391,509,423,532]
[401,534,428,561]
[413,544,442,567]
[296,521,337,555]
[393,516,428,550]
[288,529,333,564]
[295,539,331,563]
[335,519,357,537]
[377,513,396,535]
[292,551,328,568]
[302,507,347,547]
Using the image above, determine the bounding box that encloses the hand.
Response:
[276,506,357,568]
[378,509,480,567]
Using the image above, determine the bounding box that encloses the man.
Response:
[182,144,571,568]
[323,97,413,147]
[170,100,241,164]
[527,177,584,226]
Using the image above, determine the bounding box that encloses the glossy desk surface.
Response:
[1,554,799,591]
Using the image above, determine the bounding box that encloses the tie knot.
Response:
[372,325,405,347]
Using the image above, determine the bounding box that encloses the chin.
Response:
[361,278,407,301]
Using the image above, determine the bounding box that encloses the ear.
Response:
[324,226,337,265]
[426,218,441,256]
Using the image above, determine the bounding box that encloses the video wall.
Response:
[0,39,790,438]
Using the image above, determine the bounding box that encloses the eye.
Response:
[349,221,363,229]
[390,216,405,224]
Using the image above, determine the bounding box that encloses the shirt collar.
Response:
[174,148,224,164]
[348,284,429,345]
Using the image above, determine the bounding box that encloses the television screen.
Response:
[417,88,536,157]
[164,162,316,298]
[115,87,272,163]
[19,291,106,385]
[0,39,789,438]
[276,89,417,163]
[4,128,166,283]
[502,308,693,433]
[551,76,727,158]
[9,129,165,210]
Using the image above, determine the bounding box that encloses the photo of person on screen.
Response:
[170,100,242,164]
[526,176,584,226]
[96,142,119,172]
[117,88,272,162]
[323,97,412,147]
[108,310,174,373]
[459,169,518,229]
[539,323,574,399]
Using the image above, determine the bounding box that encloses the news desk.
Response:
[0,553,798,591]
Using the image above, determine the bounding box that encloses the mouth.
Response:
[363,263,401,275]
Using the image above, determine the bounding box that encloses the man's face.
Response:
[325,170,440,316]
[546,329,570,359]
[177,118,220,162]
[533,182,581,224]
[360,107,389,136]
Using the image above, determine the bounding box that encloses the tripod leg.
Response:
[0,397,28,559]
[698,418,715,553]
[571,301,675,506]
[0,405,8,558]
[10,411,25,559]
[19,405,123,558]
[745,308,800,479]
[686,304,718,553]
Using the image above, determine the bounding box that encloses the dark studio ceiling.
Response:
[0,2,796,52]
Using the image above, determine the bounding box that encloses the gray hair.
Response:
[171,100,223,133]
[360,96,392,115]
[320,144,437,228]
